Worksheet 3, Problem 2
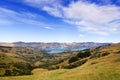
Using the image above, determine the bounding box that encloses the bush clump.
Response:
[77,50,91,58]
[69,56,78,63]
[65,59,87,69]
[90,52,110,59]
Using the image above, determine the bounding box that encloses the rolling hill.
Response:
[0,43,120,80]
[0,46,74,76]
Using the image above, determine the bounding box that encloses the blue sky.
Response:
[0,0,120,43]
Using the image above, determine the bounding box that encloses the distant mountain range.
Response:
[0,42,111,53]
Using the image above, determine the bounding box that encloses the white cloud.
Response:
[24,0,61,8]
[44,26,55,30]
[43,6,63,17]
[24,0,52,6]
[23,0,120,36]
[0,7,39,23]
[0,7,55,29]
[61,1,120,36]
[0,7,17,15]
[2,0,120,36]
[79,34,85,37]
[63,2,120,23]
[23,0,63,17]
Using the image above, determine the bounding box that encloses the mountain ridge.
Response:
[0,42,111,52]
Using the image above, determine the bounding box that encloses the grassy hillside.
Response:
[0,46,52,76]
[0,46,74,76]
[0,43,120,80]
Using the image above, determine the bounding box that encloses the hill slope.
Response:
[0,43,120,80]
[0,46,54,76]
[0,46,74,76]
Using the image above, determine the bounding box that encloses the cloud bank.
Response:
[23,0,120,36]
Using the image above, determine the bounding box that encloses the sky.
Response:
[0,0,120,43]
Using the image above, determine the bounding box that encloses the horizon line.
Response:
[0,41,114,43]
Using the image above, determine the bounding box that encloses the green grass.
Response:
[1,54,120,80]
[1,43,120,80]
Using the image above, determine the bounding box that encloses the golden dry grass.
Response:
[1,43,120,80]
[1,53,120,80]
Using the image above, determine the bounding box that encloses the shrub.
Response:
[65,59,87,69]
[116,51,120,54]
[5,69,12,76]
[13,62,33,75]
[90,61,98,65]
[69,56,78,63]
[101,52,110,56]
[90,52,110,59]
[77,50,91,58]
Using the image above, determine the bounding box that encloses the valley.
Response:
[0,42,110,53]
[0,0,120,80]
[0,42,120,80]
